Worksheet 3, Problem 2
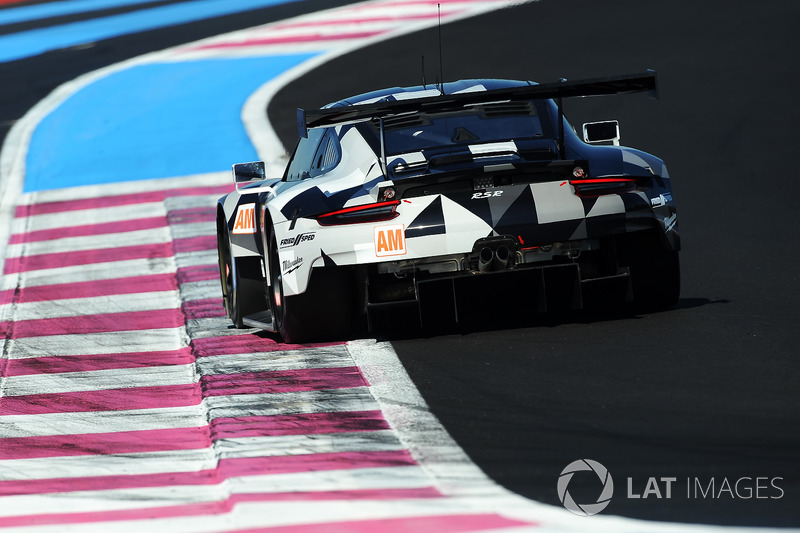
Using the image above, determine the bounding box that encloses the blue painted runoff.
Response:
[0,0,301,63]
[24,54,316,192]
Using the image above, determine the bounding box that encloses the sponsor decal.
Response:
[282,256,303,274]
[280,232,316,248]
[650,193,672,207]
[375,224,406,257]
[471,190,504,200]
[664,212,678,233]
[232,203,256,234]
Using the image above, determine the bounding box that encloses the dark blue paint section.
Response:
[0,0,164,26]
[0,0,301,63]
[24,54,315,192]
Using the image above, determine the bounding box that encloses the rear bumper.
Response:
[365,261,632,330]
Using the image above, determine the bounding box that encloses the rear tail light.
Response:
[570,178,636,197]
[316,200,400,226]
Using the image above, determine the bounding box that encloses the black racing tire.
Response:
[267,229,354,343]
[217,219,264,328]
[622,232,681,312]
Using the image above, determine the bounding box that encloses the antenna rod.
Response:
[379,116,387,176]
[437,3,444,94]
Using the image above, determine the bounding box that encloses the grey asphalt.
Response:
[270,0,800,526]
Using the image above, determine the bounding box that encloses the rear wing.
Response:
[297,70,658,139]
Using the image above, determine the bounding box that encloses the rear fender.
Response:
[219,192,261,258]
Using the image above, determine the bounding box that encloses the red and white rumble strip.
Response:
[0,0,724,531]
[0,174,545,532]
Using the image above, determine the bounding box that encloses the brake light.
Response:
[316,200,400,226]
[570,178,636,197]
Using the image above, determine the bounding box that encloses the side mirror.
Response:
[232,161,266,191]
[582,120,620,146]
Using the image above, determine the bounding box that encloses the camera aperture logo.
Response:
[557,459,614,516]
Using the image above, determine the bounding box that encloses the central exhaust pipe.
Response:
[478,247,494,272]
[494,245,510,270]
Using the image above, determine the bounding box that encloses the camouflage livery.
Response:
[216,73,680,342]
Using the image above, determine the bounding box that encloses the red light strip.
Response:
[317,200,400,220]
[570,178,636,185]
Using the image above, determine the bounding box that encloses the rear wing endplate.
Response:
[297,70,658,138]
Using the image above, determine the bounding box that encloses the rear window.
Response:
[375,101,544,155]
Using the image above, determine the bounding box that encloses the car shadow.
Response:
[369,296,730,341]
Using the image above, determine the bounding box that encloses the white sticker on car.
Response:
[232,203,256,234]
[374,224,406,257]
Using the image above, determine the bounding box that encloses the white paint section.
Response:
[0,431,403,481]
[0,387,380,439]
[440,194,493,248]
[196,345,357,376]
[531,181,585,224]
[0,406,208,439]
[12,202,166,233]
[2,363,197,396]
[203,387,381,420]
[5,290,180,321]
[586,193,626,218]
[9,258,176,288]
[0,466,437,519]
[5,328,188,359]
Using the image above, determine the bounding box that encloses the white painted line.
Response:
[5,227,173,257]
[12,202,167,232]
[21,172,229,205]
[179,280,221,302]
[213,429,403,459]
[0,466,436,520]
[204,387,381,422]
[5,290,180,321]
[0,448,219,481]
[195,345,355,376]
[0,405,207,438]
[5,327,188,359]
[163,194,222,211]
[2,388,379,438]
[173,250,218,269]
[2,363,197,396]
[168,222,214,240]
[8,258,176,288]
[0,431,404,480]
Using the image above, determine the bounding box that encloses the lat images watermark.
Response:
[557,459,614,516]
[557,460,785,516]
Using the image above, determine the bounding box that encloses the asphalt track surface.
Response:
[1,0,798,529]
[269,0,800,527]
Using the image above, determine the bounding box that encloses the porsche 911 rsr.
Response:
[216,71,680,342]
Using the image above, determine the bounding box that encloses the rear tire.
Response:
[267,229,354,343]
[217,220,264,328]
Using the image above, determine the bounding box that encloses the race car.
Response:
[216,71,680,342]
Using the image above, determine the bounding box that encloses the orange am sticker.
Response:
[374,224,406,257]
[232,203,256,234]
